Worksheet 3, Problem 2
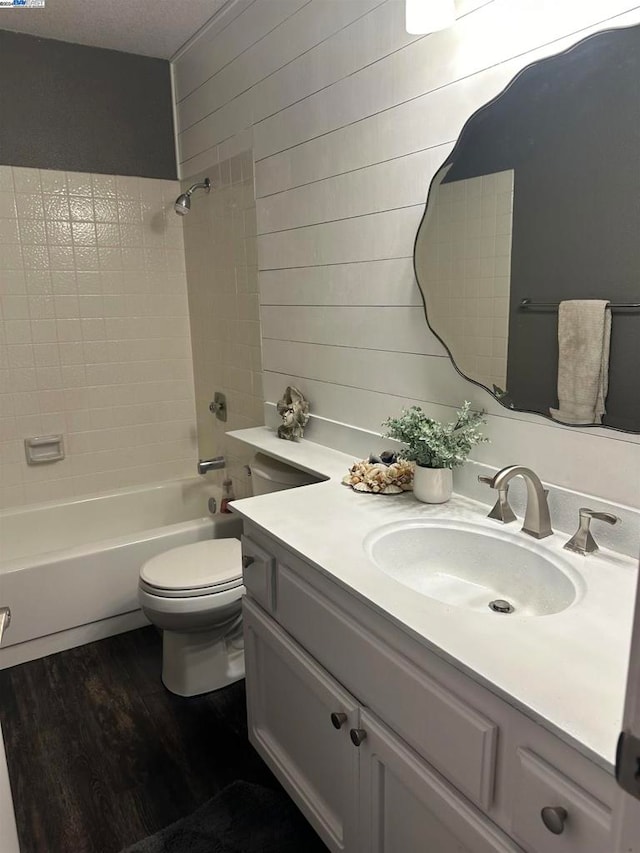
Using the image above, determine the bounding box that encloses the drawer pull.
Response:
[350,728,367,747]
[541,806,568,835]
[330,712,347,730]
[242,555,255,570]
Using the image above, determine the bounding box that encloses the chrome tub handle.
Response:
[0,607,11,646]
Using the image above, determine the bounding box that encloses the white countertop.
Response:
[227,427,637,773]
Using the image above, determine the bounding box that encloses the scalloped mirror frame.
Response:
[413,24,640,435]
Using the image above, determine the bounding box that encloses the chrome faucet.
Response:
[197,456,225,475]
[563,508,620,555]
[490,466,553,539]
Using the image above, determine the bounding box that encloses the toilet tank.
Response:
[250,453,321,495]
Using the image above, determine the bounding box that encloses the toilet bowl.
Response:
[138,454,320,696]
[139,538,245,696]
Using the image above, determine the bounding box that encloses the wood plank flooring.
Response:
[0,627,287,853]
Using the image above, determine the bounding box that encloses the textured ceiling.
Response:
[0,0,229,59]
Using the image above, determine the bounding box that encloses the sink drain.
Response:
[489,599,515,614]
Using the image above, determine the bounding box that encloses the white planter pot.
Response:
[413,466,453,504]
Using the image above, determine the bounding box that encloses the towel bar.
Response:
[519,298,640,311]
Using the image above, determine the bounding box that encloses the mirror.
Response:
[414,25,640,433]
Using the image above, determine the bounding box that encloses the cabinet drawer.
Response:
[277,564,498,809]
[511,749,611,853]
[241,535,275,612]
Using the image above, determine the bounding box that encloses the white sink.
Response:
[364,519,583,617]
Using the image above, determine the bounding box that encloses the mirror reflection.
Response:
[413,25,640,432]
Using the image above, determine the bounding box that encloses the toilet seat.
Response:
[140,539,242,599]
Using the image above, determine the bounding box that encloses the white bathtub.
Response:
[0,478,243,670]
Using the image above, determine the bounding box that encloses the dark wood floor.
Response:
[0,628,283,853]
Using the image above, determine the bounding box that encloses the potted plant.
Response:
[383,402,488,503]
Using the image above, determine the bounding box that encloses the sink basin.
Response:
[364,519,583,616]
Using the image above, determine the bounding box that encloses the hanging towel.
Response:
[549,300,611,425]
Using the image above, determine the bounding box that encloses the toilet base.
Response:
[161,622,245,697]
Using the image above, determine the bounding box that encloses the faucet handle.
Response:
[580,508,620,525]
[478,475,517,524]
[563,507,621,555]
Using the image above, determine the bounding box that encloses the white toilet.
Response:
[138,453,319,696]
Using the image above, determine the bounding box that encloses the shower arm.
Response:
[186,178,211,196]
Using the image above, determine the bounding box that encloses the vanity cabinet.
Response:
[241,528,616,853]
[244,599,519,853]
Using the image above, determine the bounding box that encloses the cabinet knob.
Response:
[541,806,568,835]
[242,555,255,570]
[330,712,347,730]
[350,728,367,747]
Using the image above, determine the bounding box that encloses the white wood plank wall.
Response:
[173,0,640,506]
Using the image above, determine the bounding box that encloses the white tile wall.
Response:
[0,165,197,509]
[173,0,640,507]
[422,168,514,391]
[182,153,263,499]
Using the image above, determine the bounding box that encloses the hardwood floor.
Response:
[0,627,280,853]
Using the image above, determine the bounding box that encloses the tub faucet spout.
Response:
[197,456,225,475]
[490,466,553,539]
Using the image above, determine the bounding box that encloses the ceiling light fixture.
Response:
[405,0,456,34]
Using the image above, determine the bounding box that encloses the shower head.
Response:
[174,177,211,215]
[174,194,191,216]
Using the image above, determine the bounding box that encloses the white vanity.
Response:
[228,428,637,853]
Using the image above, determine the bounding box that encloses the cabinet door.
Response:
[243,598,359,853]
[358,710,523,853]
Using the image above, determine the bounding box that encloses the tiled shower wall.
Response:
[0,165,197,509]
[182,152,263,499]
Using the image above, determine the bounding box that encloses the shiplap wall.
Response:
[173,0,640,507]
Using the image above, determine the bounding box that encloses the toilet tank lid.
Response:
[251,452,320,486]
[140,538,241,590]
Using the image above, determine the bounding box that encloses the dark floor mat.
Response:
[119,779,327,853]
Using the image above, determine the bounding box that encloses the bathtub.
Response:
[0,478,243,670]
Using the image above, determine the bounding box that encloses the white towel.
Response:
[549,299,611,425]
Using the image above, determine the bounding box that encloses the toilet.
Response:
[138,453,319,696]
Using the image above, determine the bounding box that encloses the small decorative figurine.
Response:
[277,386,310,441]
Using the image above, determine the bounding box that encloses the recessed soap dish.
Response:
[24,434,65,465]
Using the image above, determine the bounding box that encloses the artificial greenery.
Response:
[382,401,488,469]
